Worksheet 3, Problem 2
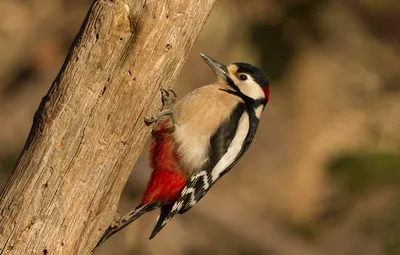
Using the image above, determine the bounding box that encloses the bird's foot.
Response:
[144,88,177,126]
[144,109,173,126]
[160,88,177,110]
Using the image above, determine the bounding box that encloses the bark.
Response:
[0,0,216,254]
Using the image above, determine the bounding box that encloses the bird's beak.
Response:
[200,53,229,82]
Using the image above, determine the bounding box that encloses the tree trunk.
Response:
[0,0,216,254]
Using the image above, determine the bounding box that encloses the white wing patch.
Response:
[211,112,250,182]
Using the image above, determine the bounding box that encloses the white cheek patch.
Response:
[240,79,265,100]
[211,112,250,182]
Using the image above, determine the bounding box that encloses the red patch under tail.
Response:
[142,120,186,205]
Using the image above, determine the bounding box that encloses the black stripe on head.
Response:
[226,77,240,93]
[234,62,269,88]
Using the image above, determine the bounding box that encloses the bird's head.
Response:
[200,53,269,103]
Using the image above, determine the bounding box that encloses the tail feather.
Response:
[149,204,175,239]
[97,203,158,247]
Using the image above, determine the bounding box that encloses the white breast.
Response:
[211,112,250,182]
[173,127,210,170]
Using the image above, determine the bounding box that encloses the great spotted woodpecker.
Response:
[98,53,269,245]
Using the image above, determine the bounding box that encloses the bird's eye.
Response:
[239,74,247,81]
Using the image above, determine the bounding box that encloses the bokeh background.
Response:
[1,0,400,254]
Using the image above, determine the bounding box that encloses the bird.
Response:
[97,53,270,245]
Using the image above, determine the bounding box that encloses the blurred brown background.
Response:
[1,0,400,254]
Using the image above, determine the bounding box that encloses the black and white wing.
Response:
[149,102,260,238]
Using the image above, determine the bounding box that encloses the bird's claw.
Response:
[144,88,176,126]
[144,109,173,126]
[160,88,177,108]
[144,116,157,126]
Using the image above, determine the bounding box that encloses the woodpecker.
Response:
[98,53,269,245]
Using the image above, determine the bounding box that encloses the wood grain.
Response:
[0,0,216,254]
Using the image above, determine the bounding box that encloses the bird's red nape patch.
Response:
[263,86,270,102]
[142,120,186,205]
